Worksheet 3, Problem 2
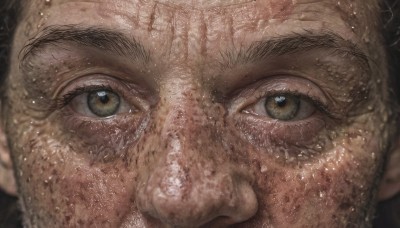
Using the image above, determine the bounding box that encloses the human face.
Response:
[5,0,392,227]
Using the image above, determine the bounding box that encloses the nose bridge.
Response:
[152,80,220,199]
[135,79,258,226]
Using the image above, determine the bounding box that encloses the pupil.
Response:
[97,91,110,104]
[87,90,120,117]
[274,96,287,107]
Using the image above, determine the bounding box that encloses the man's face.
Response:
[5,0,392,227]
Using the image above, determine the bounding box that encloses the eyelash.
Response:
[242,89,332,118]
[55,84,115,109]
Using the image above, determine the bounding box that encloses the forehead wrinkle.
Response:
[154,0,254,10]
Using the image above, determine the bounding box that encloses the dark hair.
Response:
[0,0,21,84]
[382,0,400,102]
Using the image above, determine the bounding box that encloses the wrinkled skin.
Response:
[3,0,395,227]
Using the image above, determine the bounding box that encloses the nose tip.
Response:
[136,166,258,227]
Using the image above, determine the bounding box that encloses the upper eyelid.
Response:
[229,77,327,106]
[248,91,329,114]
[54,85,114,110]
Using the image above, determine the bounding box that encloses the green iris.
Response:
[265,94,300,121]
[87,90,120,117]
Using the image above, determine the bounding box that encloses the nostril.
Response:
[200,216,236,228]
[136,170,259,227]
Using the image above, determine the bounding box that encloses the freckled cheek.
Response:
[58,167,136,222]
[253,171,368,225]
[253,135,382,225]
[18,151,137,225]
[9,120,138,225]
[58,114,147,159]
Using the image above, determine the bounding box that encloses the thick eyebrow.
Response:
[219,31,370,70]
[20,25,150,64]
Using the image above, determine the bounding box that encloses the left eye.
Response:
[246,93,316,121]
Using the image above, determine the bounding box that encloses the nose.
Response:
[136,136,258,227]
[135,92,258,227]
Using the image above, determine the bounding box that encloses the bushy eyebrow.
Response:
[20,26,369,75]
[20,25,150,64]
[219,31,370,70]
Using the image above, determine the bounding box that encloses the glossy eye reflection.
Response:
[66,86,133,118]
[265,95,300,120]
[249,93,316,121]
[88,90,120,117]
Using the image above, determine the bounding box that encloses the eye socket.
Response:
[87,90,121,117]
[247,93,316,121]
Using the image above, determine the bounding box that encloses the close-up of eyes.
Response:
[61,85,134,118]
[245,93,317,121]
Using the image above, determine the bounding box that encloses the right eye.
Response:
[87,90,121,117]
[67,87,133,118]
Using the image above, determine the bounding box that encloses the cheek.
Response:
[250,127,383,226]
[8,119,139,226]
[57,165,136,225]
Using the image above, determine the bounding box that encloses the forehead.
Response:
[21,0,379,48]
[14,0,383,89]
[12,0,384,94]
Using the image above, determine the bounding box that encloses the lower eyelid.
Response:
[234,113,327,146]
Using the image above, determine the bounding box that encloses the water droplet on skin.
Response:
[315,144,322,150]
[260,165,268,173]
[39,12,44,16]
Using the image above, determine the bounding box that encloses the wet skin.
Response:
[3,0,395,227]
